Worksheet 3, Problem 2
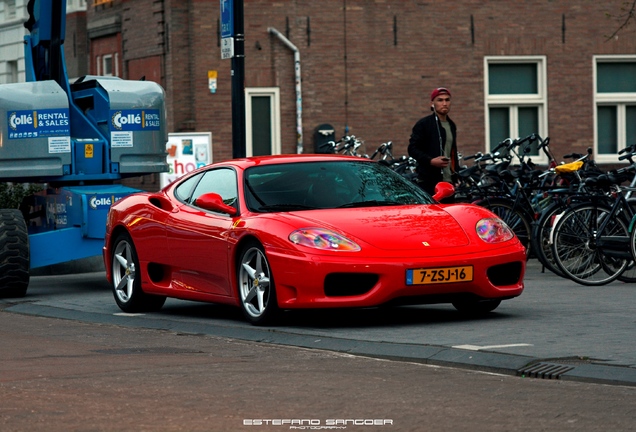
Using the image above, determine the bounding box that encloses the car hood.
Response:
[286,205,471,251]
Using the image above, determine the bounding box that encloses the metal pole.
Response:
[268,27,303,154]
[231,0,246,158]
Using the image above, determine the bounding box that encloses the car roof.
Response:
[220,154,372,169]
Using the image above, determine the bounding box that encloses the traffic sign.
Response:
[221,37,234,59]
[220,0,234,38]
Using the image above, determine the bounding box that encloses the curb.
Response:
[6,301,636,388]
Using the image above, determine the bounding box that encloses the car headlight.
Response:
[476,218,514,243]
[289,228,360,251]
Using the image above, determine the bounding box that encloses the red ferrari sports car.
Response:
[104,154,525,325]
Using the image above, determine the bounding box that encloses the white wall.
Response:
[0,0,87,83]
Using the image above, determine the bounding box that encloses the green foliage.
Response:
[0,183,43,209]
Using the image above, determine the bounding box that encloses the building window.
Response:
[594,56,636,161]
[6,0,16,19]
[67,0,87,12]
[484,56,548,163]
[8,60,18,83]
[102,54,113,76]
[98,53,118,77]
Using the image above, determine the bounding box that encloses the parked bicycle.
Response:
[549,149,636,285]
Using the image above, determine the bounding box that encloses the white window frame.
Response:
[245,87,281,156]
[67,0,87,13]
[96,55,101,75]
[484,56,548,164]
[593,55,636,163]
[102,54,113,76]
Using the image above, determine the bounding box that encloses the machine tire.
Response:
[0,209,30,298]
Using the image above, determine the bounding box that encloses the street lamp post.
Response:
[220,0,246,159]
[231,0,245,159]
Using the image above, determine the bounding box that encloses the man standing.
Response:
[408,87,459,195]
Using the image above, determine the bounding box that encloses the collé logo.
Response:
[8,111,34,130]
[89,195,116,210]
[110,109,161,131]
[7,109,70,139]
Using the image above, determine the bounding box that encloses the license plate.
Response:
[406,266,473,285]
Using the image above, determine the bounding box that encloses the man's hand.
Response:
[431,156,450,168]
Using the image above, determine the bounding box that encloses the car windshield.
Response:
[244,160,433,212]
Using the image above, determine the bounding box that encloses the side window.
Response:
[594,56,636,162]
[190,168,238,208]
[485,56,547,163]
[174,172,204,203]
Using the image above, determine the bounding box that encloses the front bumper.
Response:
[267,244,526,309]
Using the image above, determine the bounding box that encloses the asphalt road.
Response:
[1,259,636,431]
[9,259,636,384]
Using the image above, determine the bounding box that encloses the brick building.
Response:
[7,0,636,190]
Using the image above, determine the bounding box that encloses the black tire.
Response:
[628,222,636,281]
[452,299,501,315]
[475,198,533,256]
[617,260,636,283]
[111,233,166,312]
[237,240,279,325]
[616,198,636,282]
[0,209,30,298]
[531,203,567,278]
[551,203,628,286]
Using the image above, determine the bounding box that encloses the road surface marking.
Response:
[452,343,533,351]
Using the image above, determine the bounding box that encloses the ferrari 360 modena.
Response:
[103,154,525,325]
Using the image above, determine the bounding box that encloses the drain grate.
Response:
[518,362,575,379]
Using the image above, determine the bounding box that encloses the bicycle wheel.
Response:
[623,216,636,283]
[617,260,636,283]
[551,203,629,286]
[475,197,533,256]
[531,202,567,278]
[619,202,636,283]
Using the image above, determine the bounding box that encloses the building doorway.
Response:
[245,87,281,156]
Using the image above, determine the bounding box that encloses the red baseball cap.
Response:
[430,87,451,101]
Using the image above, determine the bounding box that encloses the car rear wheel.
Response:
[452,299,501,315]
[111,233,166,313]
[237,241,279,325]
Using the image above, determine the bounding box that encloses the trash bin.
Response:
[314,123,335,154]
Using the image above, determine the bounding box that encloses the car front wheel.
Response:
[237,241,279,325]
[111,233,166,313]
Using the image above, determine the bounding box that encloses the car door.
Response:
[166,167,238,297]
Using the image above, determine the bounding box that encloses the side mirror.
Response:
[432,182,455,202]
[194,192,237,215]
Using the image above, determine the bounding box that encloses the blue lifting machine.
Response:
[0,0,168,296]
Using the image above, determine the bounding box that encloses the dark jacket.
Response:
[407,113,459,195]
